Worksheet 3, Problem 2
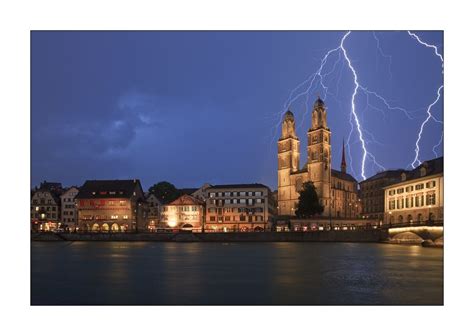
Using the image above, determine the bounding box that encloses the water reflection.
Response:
[31,242,443,305]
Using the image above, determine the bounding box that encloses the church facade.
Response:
[277,96,360,218]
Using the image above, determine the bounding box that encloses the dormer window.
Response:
[420,167,427,177]
[401,173,407,181]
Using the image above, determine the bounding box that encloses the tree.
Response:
[148,181,182,204]
[295,181,324,218]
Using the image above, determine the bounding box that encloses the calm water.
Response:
[31,242,443,305]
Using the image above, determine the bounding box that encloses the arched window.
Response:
[398,215,403,224]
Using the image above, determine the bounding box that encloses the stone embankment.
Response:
[31,230,388,242]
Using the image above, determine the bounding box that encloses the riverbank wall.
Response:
[31,230,388,242]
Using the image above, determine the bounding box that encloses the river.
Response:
[31,242,443,305]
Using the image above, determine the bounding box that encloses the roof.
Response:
[331,169,358,183]
[60,186,79,195]
[360,169,407,184]
[75,179,142,199]
[179,188,199,195]
[168,194,203,206]
[207,183,270,190]
[314,96,325,108]
[383,157,443,188]
[31,189,61,204]
[284,110,294,120]
[39,181,62,190]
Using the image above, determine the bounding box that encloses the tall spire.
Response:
[341,138,347,173]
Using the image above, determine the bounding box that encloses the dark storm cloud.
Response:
[31,31,443,189]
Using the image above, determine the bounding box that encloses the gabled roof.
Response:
[331,169,358,183]
[76,179,142,199]
[168,194,203,206]
[31,189,61,204]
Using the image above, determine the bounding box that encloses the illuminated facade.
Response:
[161,194,204,232]
[76,179,148,232]
[31,189,61,231]
[60,186,79,230]
[204,184,275,232]
[145,193,161,231]
[384,157,443,225]
[277,96,360,218]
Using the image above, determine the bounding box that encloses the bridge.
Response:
[382,220,443,244]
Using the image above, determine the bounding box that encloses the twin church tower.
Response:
[277,96,359,218]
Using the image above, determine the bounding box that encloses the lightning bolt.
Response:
[411,85,444,167]
[373,31,393,80]
[273,31,442,181]
[408,31,444,167]
[432,130,444,157]
[270,44,342,142]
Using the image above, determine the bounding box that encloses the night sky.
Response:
[31,31,443,190]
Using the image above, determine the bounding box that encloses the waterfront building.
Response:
[160,194,204,232]
[384,157,443,225]
[359,170,405,224]
[277,96,359,218]
[60,186,79,230]
[145,192,161,231]
[204,183,275,232]
[76,179,148,232]
[31,188,61,231]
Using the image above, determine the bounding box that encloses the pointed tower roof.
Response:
[315,95,325,107]
[284,110,294,120]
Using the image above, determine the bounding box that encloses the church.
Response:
[277,96,360,218]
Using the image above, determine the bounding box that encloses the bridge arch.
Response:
[392,231,423,244]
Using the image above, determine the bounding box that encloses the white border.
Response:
[2,0,473,335]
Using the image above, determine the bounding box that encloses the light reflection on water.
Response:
[31,242,443,305]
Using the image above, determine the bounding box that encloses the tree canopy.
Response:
[148,181,182,204]
[295,181,324,218]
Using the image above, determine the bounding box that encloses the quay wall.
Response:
[31,230,388,242]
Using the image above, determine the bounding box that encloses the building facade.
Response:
[160,194,204,232]
[60,187,79,230]
[359,170,405,224]
[277,96,359,218]
[384,157,443,225]
[76,179,148,232]
[146,193,162,231]
[204,183,275,232]
[31,189,61,231]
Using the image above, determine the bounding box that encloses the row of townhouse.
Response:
[31,179,276,233]
[30,181,79,231]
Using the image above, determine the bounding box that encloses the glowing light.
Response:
[168,219,177,227]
